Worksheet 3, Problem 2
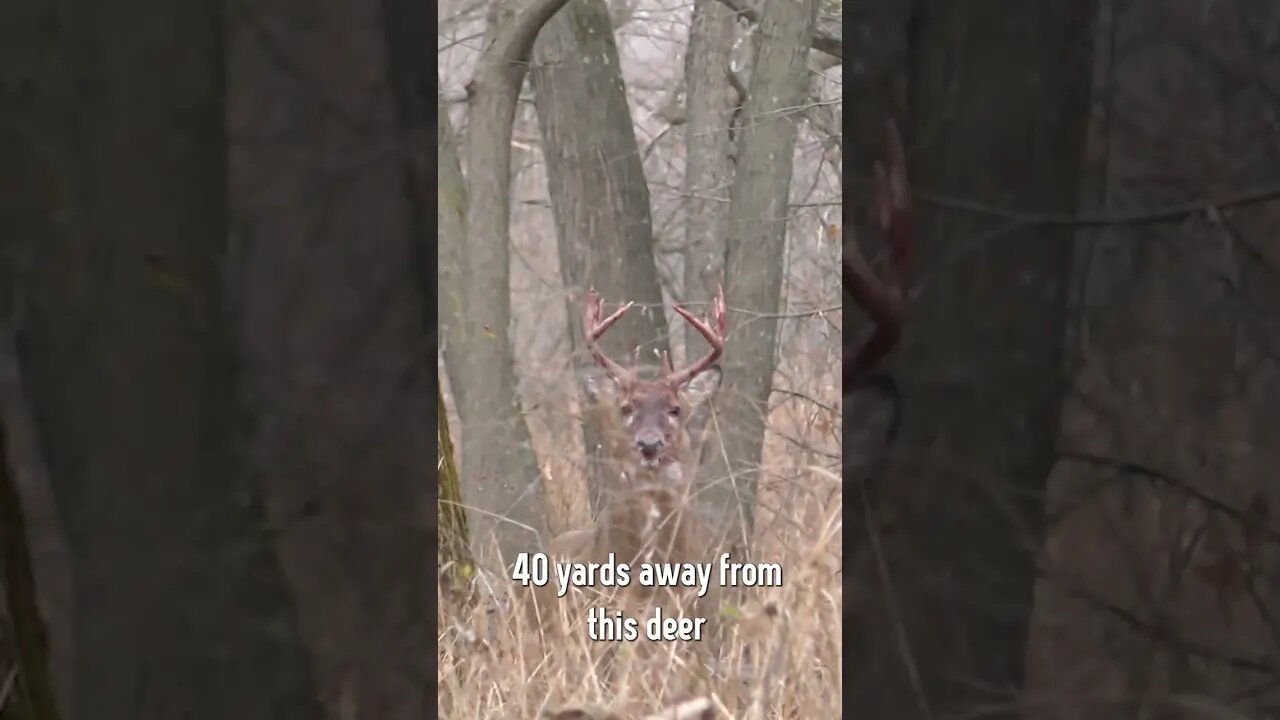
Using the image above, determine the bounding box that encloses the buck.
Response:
[525,287,727,643]
[578,286,725,491]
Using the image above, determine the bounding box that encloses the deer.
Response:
[523,286,728,653]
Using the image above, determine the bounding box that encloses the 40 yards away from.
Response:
[511,551,784,599]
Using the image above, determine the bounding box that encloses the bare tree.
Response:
[1024,1,1280,716]
[440,0,578,565]
[680,0,739,514]
[844,2,1099,716]
[11,1,322,716]
[528,0,671,513]
[700,0,820,547]
[227,0,434,714]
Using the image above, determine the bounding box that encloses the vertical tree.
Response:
[851,1,1099,716]
[701,0,820,547]
[12,0,322,716]
[681,0,739,515]
[226,0,436,712]
[440,0,573,564]
[529,0,671,513]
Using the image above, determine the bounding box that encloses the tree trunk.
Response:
[681,0,738,506]
[847,1,1098,716]
[227,1,434,715]
[702,0,819,549]
[529,0,670,514]
[437,81,469,439]
[14,1,323,716]
[445,0,573,565]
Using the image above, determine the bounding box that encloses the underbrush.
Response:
[437,466,843,720]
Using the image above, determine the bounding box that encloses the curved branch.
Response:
[715,0,842,59]
[496,0,576,65]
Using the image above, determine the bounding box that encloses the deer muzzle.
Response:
[636,434,663,465]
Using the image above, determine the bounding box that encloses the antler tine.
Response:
[583,288,636,382]
[844,118,912,386]
[660,350,675,375]
[667,284,726,388]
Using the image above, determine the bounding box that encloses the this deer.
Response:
[526,287,728,644]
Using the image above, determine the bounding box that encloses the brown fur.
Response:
[523,368,725,650]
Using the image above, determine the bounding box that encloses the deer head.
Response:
[579,286,727,486]
[523,290,727,632]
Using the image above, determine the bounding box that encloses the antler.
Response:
[584,288,637,383]
[664,285,726,388]
[844,119,912,386]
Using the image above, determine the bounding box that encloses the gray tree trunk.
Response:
[681,0,738,507]
[443,0,574,564]
[529,0,670,514]
[846,1,1098,716]
[438,83,468,435]
[701,0,819,550]
[227,1,434,715]
[12,1,323,716]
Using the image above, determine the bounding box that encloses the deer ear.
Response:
[679,365,722,408]
[581,366,621,405]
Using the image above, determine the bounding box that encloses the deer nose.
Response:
[636,437,663,459]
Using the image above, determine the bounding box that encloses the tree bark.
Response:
[445,0,574,564]
[703,0,819,548]
[437,82,468,433]
[846,1,1098,716]
[529,0,670,513]
[681,0,738,505]
[14,1,323,716]
[227,0,434,714]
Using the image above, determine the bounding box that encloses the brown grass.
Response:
[440,356,842,719]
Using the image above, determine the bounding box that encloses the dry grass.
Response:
[438,479,841,718]
[439,363,843,720]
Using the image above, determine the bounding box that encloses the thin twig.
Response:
[1060,585,1274,675]
[919,183,1280,228]
[1059,451,1280,546]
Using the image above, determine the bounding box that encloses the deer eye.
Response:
[668,406,681,417]
[620,404,633,417]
